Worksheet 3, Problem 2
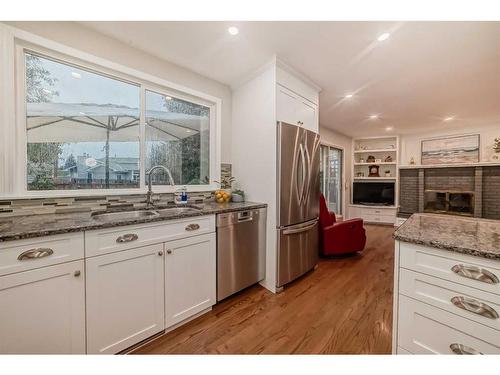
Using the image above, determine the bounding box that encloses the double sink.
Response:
[91,205,202,222]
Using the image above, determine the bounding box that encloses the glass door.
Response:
[319,145,343,215]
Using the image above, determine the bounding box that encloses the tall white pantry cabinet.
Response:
[231,58,320,292]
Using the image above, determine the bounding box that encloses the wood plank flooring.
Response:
[133,224,395,354]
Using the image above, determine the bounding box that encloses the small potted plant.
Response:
[384,170,391,177]
[232,189,245,202]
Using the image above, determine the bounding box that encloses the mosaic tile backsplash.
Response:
[0,164,233,217]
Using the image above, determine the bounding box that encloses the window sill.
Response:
[3,184,217,200]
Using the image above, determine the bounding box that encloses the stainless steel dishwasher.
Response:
[216,207,266,301]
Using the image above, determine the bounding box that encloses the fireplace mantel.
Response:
[399,161,500,170]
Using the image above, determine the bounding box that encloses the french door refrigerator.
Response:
[276,122,321,288]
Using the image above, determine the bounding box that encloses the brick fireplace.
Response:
[399,165,500,220]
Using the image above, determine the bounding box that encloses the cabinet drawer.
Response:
[85,215,215,257]
[399,242,500,295]
[398,295,500,354]
[400,268,500,331]
[0,233,84,276]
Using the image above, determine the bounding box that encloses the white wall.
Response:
[4,21,233,164]
[400,124,499,166]
[231,64,277,292]
[319,126,352,216]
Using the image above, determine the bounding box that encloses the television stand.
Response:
[348,204,396,225]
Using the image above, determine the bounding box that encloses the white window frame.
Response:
[0,24,221,198]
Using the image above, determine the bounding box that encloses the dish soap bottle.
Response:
[178,186,188,204]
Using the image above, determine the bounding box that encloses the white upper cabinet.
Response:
[275,63,320,133]
[276,84,319,133]
[165,233,216,328]
[85,244,165,354]
[0,260,86,354]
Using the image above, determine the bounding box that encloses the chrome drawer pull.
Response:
[17,248,54,261]
[116,233,139,243]
[451,264,499,284]
[450,343,483,355]
[451,296,499,319]
[185,223,200,231]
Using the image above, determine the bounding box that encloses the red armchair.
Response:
[319,194,366,256]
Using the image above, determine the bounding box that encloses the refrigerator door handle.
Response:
[297,143,307,205]
[283,220,318,235]
[302,143,312,204]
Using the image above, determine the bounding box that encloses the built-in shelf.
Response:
[353,177,397,180]
[354,149,397,153]
[354,162,397,166]
[350,136,400,221]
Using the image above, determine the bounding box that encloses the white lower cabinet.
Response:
[394,241,500,355]
[0,260,85,354]
[0,215,217,354]
[165,233,216,328]
[86,244,165,354]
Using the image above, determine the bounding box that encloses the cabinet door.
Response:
[165,233,216,328]
[0,260,85,354]
[297,99,318,133]
[276,84,299,126]
[86,244,165,354]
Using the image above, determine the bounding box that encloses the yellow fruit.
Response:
[215,193,222,199]
[217,198,224,203]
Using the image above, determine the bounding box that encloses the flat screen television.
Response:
[353,182,395,206]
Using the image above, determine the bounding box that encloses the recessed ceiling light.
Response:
[71,72,81,79]
[385,126,394,131]
[344,93,354,99]
[377,32,391,42]
[443,116,455,122]
[165,96,172,100]
[227,26,239,36]
[186,129,192,133]
[369,114,379,120]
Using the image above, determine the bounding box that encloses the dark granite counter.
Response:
[0,201,267,242]
[394,213,500,260]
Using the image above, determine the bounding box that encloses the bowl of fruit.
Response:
[215,190,231,203]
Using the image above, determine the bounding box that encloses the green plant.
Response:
[214,176,235,189]
[232,189,245,196]
[494,138,500,153]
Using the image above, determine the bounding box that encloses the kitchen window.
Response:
[8,40,220,196]
[25,52,141,191]
[145,90,210,186]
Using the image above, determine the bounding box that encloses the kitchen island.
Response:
[392,213,500,354]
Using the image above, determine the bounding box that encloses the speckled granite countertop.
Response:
[394,213,500,260]
[0,201,267,242]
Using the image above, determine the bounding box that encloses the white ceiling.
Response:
[80,21,500,137]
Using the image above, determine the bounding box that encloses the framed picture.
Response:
[421,134,480,165]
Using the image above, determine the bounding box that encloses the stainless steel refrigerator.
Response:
[276,122,321,288]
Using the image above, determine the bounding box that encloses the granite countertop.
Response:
[394,213,500,260]
[0,201,267,242]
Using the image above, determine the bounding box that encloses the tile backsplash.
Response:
[0,164,233,217]
[0,192,215,217]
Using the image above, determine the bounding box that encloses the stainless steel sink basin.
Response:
[156,207,201,215]
[92,209,159,222]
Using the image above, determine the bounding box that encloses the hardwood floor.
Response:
[133,224,395,354]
